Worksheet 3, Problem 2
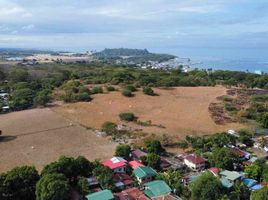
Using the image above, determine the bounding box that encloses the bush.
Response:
[143,86,155,96]
[78,86,91,94]
[119,112,136,121]
[122,89,133,97]
[106,85,115,91]
[91,87,103,94]
[101,121,117,135]
[125,85,136,92]
[75,92,92,102]
[225,103,237,111]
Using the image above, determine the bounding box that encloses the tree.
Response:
[245,164,262,180]
[43,155,93,180]
[10,88,34,110]
[141,153,161,170]
[230,182,250,200]
[36,173,70,200]
[0,166,39,200]
[75,156,94,177]
[190,172,223,200]
[115,144,131,160]
[259,113,268,128]
[209,147,238,170]
[77,177,90,199]
[142,86,155,96]
[238,129,253,146]
[9,68,29,83]
[101,121,117,135]
[145,139,165,155]
[251,186,268,200]
[92,165,115,190]
[119,112,136,122]
[156,168,183,195]
[34,89,51,106]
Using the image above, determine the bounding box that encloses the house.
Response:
[243,157,258,166]
[133,166,157,184]
[114,173,133,190]
[220,170,243,183]
[182,173,202,186]
[228,130,240,138]
[220,177,233,189]
[182,154,206,171]
[131,149,147,160]
[230,147,250,160]
[114,187,149,200]
[86,177,99,187]
[160,157,171,170]
[152,194,182,200]
[208,167,219,177]
[129,160,145,170]
[102,157,128,173]
[86,189,115,200]
[143,180,172,199]
[242,178,258,188]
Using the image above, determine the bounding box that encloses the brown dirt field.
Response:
[0,108,115,172]
[53,86,247,139]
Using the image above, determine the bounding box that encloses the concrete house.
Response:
[102,157,128,173]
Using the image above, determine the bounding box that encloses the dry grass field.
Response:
[0,86,248,172]
[0,108,115,172]
[53,86,246,138]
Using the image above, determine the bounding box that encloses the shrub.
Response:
[119,112,136,121]
[122,89,133,97]
[143,86,155,96]
[78,86,91,94]
[125,85,136,92]
[225,103,237,111]
[106,85,115,91]
[101,121,117,135]
[75,92,92,102]
[91,87,103,94]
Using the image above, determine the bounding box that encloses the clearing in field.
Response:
[0,108,115,172]
[53,86,247,138]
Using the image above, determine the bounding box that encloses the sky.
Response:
[0,0,268,60]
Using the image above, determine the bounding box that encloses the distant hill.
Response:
[93,48,176,64]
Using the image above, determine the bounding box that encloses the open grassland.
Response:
[0,108,115,172]
[53,86,247,138]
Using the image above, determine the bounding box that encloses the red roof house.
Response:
[131,149,147,160]
[114,187,149,200]
[129,160,145,170]
[183,154,206,171]
[208,167,219,177]
[230,147,250,160]
[102,157,128,173]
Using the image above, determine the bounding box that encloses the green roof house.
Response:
[133,166,157,184]
[86,189,114,200]
[220,177,233,189]
[220,170,242,183]
[143,180,172,198]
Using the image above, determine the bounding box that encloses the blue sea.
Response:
[190,58,268,73]
[155,47,268,73]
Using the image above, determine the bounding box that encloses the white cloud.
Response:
[22,24,35,31]
[0,0,32,21]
